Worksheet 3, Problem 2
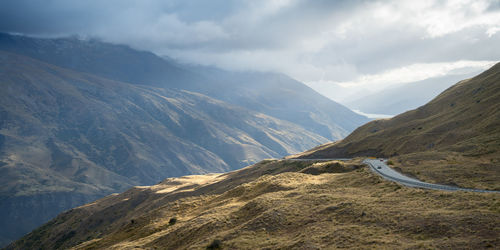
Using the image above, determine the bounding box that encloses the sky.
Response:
[1,0,499,103]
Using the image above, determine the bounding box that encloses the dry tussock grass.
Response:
[12,159,500,249]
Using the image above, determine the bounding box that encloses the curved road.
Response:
[287,158,500,193]
[364,159,500,193]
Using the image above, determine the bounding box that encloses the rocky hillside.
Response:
[0,32,369,140]
[0,33,369,246]
[6,62,500,249]
[7,159,499,249]
[0,51,327,245]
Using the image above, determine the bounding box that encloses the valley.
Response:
[1,1,499,247]
[0,33,368,246]
[7,62,500,249]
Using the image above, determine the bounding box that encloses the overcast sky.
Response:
[1,0,499,101]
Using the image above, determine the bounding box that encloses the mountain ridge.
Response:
[300,62,500,158]
[296,62,500,190]
[0,50,329,246]
[0,32,369,141]
[6,56,500,250]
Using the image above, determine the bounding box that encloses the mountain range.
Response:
[7,63,500,249]
[0,33,367,246]
[0,33,367,140]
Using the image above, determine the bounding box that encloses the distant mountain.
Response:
[0,33,368,245]
[0,33,198,89]
[186,67,365,139]
[0,51,327,246]
[344,73,481,115]
[300,62,500,158]
[297,63,500,191]
[5,46,499,250]
[0,32,368,140]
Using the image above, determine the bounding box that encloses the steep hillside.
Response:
[0,32,368,140]
[8,159,499,249]
[299,62,500,189]
[184,67,367,139]
[0,51,327,245]
[301,62,500,157]
[0,32,197,89]
[7,64,500,249]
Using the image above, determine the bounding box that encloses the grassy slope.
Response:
[0,50,329,246]
[0,50,329,196]
[9,159,500,249]
[300,63,500,190]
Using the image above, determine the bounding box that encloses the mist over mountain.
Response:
[8,64,500,250]
[298,63,500,191]
[0,33,368,140]
[344,72,482,115]
[0,50,332,245]
[0,33,369,245]
[1,1,499,248]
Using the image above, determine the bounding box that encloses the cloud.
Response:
[335,60,496,89]
[0,0,499,97]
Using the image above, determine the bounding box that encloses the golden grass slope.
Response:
[300,62,500,190]
[9,159,500,249]
[302,62,500,158]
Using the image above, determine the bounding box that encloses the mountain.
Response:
[0,51,328,246]
[300,62,500,158]
[182,67,366,140]
[0,32,368,140]
[7,159,499,249]
[0,33,197,89]
[0,33,370,246]
[7,63,500,250]
[344,73,482,115]
[298,62,500,190]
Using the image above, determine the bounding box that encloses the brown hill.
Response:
[7,159,500,249]
[0,50,327,246]
[298,62,500,190]
[301,62,500,158]
[8,64,500,248]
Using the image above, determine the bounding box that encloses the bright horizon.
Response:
[1,0,499,105]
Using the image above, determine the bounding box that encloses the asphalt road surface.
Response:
[286,158,499,193]
[364,159,500,193]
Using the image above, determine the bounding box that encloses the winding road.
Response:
[364,159,500,193]
[288,158,500,193]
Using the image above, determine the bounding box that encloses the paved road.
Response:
[285,158,499,193]
[363,159,500,193]
[284,158,351,162]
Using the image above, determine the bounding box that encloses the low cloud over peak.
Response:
[1,0,498,97]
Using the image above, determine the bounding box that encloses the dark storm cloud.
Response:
[0,0,360,49]
[0,0,109,34]
[0,0,499,92]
